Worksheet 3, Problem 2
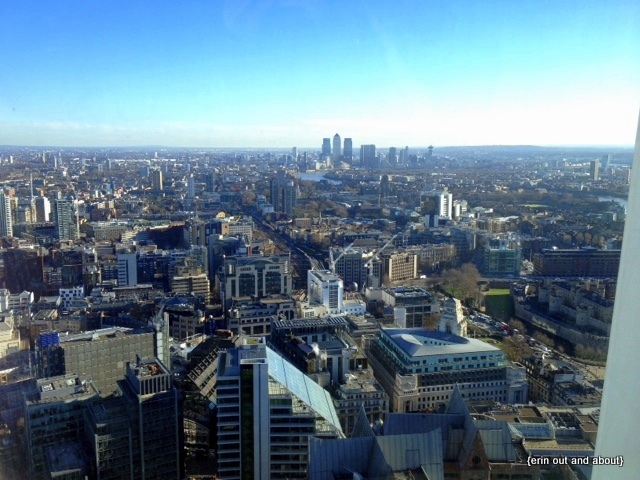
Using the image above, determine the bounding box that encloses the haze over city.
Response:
[1,0,639,148]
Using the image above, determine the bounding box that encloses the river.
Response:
[294,171,342,185]
[598,196,628,211]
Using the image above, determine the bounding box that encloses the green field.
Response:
[483,288,514,321]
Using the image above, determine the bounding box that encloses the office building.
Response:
[381,251,418,283]
[332,133,341,159]
[34,196,51,222]
[321,137,331,156]
[221,254,292,309]
[117,252,138,287]
[307,269,343,315]
[483,235,522,276]
[270,317,388,435]
[343,137,353,163]
[421,188,453,221]
[24,374,99,479]
[380,286,439,328]
[590,159,599,180]
[151,169,164,191]
[33,326,166,395]
[533,248,621,277]
[269,172,297,215]
[216,336,344,479]
[187,173,196,198]
[360,144,377,168]
[0,191,12,237]
[227,296,296,335]
[331,246,382,290]
[365,327,528,412]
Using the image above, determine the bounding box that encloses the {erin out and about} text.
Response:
[527,455,624,467]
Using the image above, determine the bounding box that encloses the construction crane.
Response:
[329,242,355,274]
[362,232,402,291]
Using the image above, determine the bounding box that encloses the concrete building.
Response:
[380,286,439,328]
[381,250,418,283]
[269,317,389,435]
[307,269,343,315]
[33,325,167,396]
[215,336,343,479]
[332,133,341,160]
[117,252,138,287]
[0,191,13,237]
[360,144,377,169]
[269,173,297,215]
[221,254,292,310]
[24,374,99,479]
[533,248,620,277]
[150,169,164,191]
[365,327,528,413]
[227,295,295,335]
[483,235,522,276]
[331,246,383,290]
[343,138,353,163]
[52,198,75,241]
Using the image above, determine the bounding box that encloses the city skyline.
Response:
[1,1,639,148]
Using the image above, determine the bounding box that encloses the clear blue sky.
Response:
[1,0,639,148]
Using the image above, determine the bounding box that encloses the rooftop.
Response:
[382,327,501,357]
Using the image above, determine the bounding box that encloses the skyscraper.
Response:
[269,171,297,215]
[0,191,12,237]
[332,133,342,159]
[590,159,600,180]
[151,169,164,191]
[321,138,331,156]
[360,144,377,169]
[343,138,353,163]
[592,111,640,479]
[52,198,74,240]
[187,174,196,198]
[216,336,343,479]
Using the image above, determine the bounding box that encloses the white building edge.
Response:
[593,110,640,479]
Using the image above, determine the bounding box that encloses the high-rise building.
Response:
[592,112,640,479]
[343,138,353,163]
[590,159,600,180]
[0,191,12,237]
[119,358,182,479]
[216,336,344,479]
[321,138,331,156]
[33,326,164,395]
[52,198,75,241]
[360,144,377,169]
[151,169,164,191]
[24,374,99,479]
[117,252,138,287]
[269,172,297,215]
[34,195,51,222]
[332,133,342,159]
[187,173,196,198]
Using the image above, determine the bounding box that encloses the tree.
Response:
[423,312,440,330]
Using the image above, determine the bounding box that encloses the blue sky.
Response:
[1,0,639,147]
